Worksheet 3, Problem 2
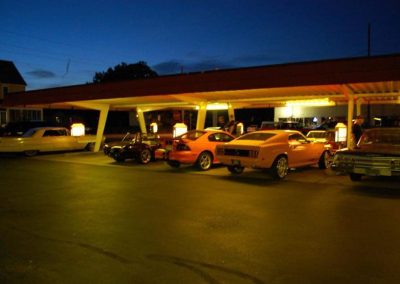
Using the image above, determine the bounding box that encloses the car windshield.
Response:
[360,129,400,145]
[237,132,276,141]
[180,131,206,141]
[307,132,326,139]
[22,128,38,137]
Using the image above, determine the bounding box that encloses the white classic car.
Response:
[0,127,97,156]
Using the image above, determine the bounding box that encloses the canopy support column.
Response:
[196,103,207,130]
[94,104,109,152]
[228,103,235,121]
[67,101,110,152]
[136,107,147,134]
[347,94,354,149]
[356,98,362,116]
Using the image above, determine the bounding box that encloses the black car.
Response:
[106,132,161,164]
[103,132,134,155]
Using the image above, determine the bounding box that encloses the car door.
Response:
[288,133,315,167]
[43,129,73,151]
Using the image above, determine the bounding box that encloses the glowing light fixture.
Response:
[71,123,85,136]
[150,122,158,133]
[195,103,228,111]
[286,98,335,107]
[173,123,187,138]
[335,122,347,142]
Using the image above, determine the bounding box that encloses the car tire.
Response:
[24,150,39,157]
[318,151,330,169]
[350,173,363,181]
[167,160,180,168]
[227,165,244,175]
[138,149,152,164]
[85,142,95,151]
[113,152,125,162]
[196,151,213,171]
[270,155,288,180]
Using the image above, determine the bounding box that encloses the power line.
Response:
[0,41,109,68]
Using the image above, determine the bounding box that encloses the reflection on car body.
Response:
[216,130,331,179]
[166,130,235,170]
[332,128,400,181]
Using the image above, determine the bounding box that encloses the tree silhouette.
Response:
[93,61,158,83]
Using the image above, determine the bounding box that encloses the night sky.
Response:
[1,0,399,90]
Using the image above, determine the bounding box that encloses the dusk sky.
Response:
[1,0,399,90]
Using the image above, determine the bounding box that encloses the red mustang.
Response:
[167,130,235,170]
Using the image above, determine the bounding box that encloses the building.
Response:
[0,60,42,126]
[4,54,400,150]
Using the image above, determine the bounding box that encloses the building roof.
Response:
[0,60,27,86]
[3,54,400,109]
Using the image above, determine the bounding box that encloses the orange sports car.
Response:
[167,130,235,170]
[216,130,331,179]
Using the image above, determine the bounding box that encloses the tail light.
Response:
[249,150,259,158]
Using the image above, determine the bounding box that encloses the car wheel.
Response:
[167,160,180,168]
[350,173,363,181]
[270,155,288,180]
[85,142,95,151]
[113,152,125,162]
[318,151,330,169]
[227,165,244,175]
[138,149,152,164]
[196,151,212,171]
[24,150,39,157]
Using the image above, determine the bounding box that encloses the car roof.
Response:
[185,129,231,134]
[249,129,302,135]
[29,127,67,131]
[365,127,400,132]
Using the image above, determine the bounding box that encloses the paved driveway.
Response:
[1,152,400,283]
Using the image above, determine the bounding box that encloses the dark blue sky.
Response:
[1,0,399,90]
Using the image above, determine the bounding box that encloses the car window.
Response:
[289,133,308,143]
[180,131,205,141]
[361,130,400,145]
[307,132,326,139]
[237,132,276,141]
[327,132,335,141]
[22,128,38,137]
[208,134,217,142]
[221,133,234,142]
[208,133,233,142]
[43,130,63,137]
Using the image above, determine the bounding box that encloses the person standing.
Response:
[352,115,364,144]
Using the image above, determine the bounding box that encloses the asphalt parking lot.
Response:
[1,152,400,283]
[30,151,400,189]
